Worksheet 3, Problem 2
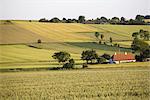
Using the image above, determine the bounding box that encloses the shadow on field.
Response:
[66,42,131,52]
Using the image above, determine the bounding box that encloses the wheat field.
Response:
[0,68,149,100]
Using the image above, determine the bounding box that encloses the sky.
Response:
[0,0,149,20]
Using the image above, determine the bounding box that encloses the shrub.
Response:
[82,63,88,68]
[97,57,107,64]
[37,39,42,43]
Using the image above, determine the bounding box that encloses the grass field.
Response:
[0,67,149,100]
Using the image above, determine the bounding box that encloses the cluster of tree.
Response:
[52,50,112,69]
[132,29,150,40]
[94,32,120,47]
[39,16,85,23]
[131,30,150,62]
[2,20,13,24]
[135,49,150,62]
[81,49,111,64]
[39,15,150,25]
[52,51,75,69]
[94,32,104,44]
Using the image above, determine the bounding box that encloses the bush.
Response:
[37,39,42,43]
[82,63,88,68]
[63,59,75,69]
[101,53,111,60]
[97,57,106,64]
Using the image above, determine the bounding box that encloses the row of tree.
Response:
[39,16,85,23]
[52,50,111,69]
[39,15,150,25]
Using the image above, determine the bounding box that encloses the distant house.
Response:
[112,52,136,64]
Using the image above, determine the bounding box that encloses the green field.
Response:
[0,67,149,100]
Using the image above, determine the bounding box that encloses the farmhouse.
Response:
[112,52,136,64]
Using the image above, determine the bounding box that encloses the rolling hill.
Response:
[0,21,150,68]
[1,21,150,44]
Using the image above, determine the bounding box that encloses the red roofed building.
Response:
[112,52,136,64]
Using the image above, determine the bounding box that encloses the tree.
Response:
[135,15,145,21]
[110,37,112,43]
[121,17,126,22]
[132,30,150,40]
[63,59,75,69]
[101,53,111,60]
[81,50,98,64]
[132,32,139,39]
[95,32,100,41]
[52,51,71,64]
[140,49,150,59]
[111,17,120,24]
[39,18,49,22]
[78,16,85,23]
[101,34,104,40]
[131,38,149,52]
[100,17,108,23]
[62,18,67,23]
[97,57,106,64]
[50,17,61,23]
[135,49,150,62]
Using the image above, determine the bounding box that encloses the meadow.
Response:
[0,67,149,100]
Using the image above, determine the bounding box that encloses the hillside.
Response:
[1,21,150,44]
[0,21,150,68]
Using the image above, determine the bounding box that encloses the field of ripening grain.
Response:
[0,67,150,100]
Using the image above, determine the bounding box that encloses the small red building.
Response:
[112,52,136,64]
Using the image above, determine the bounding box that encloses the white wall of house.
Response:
[114,60,136,64]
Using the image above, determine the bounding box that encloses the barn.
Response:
[112,52,136,64]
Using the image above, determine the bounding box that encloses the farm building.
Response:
[112,52,136,64]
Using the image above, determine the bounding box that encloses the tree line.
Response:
[52,50,111,69]
[39,15,150,25]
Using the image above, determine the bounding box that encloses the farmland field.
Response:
[0,21,150,100]
[0,21,150,69]
[0,21,150,44]
[0,67,150,100]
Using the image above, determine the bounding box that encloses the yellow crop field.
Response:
[0,21,150,69]
[1,21,150,44]
[0,68,149,100]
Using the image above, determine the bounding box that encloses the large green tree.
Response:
[52,51,71,64]
[131,38,149,52]
[81,50,98,64]
[63,59,75,69]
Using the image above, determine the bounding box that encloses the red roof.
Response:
[112,53,135,61]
